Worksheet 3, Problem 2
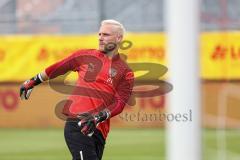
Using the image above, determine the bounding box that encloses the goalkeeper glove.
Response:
[77,110,110,137]
[20,73,43,100]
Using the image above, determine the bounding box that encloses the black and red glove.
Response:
[77,110,110,137]
[20,73,43,100]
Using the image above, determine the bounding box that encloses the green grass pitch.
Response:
[0,128,239,160]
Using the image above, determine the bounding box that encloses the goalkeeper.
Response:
[19,19,134,160]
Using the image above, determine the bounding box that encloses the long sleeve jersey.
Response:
[45,49,134,138]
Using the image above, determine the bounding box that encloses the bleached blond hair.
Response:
[101,19,126,36]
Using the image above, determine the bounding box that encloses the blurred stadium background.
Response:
[0,0,240,160]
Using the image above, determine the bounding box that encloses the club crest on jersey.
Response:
[107,68,117,85]
[109,68,117,78]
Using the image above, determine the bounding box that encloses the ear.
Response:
[116,34,123,43]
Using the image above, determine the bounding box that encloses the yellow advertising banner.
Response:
[0,33,165,82]
[201,32,240,79]
[0,32,240,81]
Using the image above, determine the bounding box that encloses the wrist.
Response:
[31,73,44,86]
[94,109,111,124]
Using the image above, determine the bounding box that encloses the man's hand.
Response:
[77,110,110,137]
[77,113,97,137]
[20,73,43,100]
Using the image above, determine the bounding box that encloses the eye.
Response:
[98,33,111,37]
[106,33,111,36]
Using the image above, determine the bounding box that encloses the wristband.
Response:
[31,73,44,86]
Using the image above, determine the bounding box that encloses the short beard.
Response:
[103,42,117,54]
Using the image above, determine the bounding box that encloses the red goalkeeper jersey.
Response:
[45,49,134,139]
